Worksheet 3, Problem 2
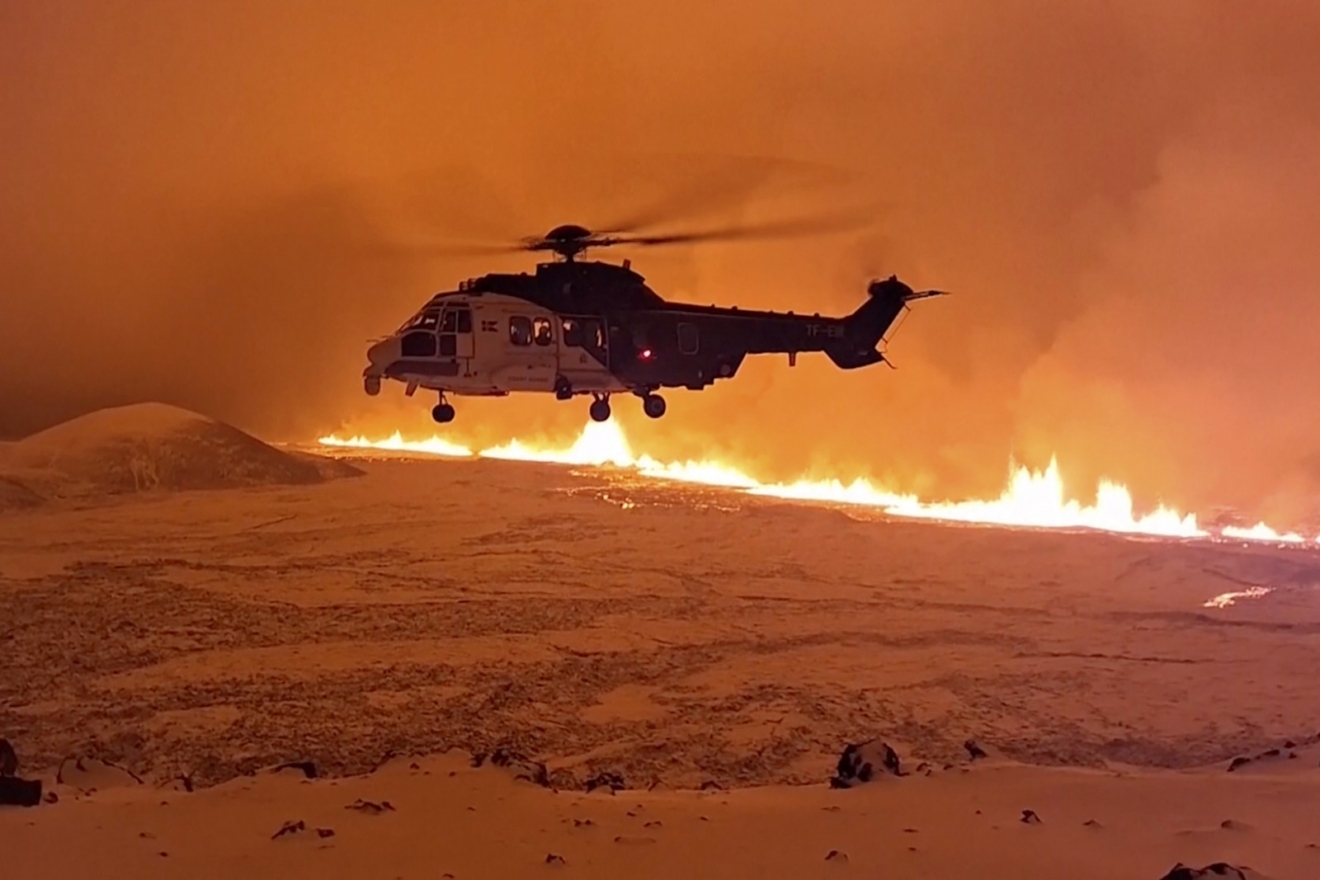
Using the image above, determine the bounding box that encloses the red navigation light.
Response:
[639,348,653,360]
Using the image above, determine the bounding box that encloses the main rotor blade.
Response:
[600,206,878,248]
[381,236,529,256]
[595,154,864,236]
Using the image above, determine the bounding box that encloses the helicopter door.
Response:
[438,307,474,361]
[562,316,608,366]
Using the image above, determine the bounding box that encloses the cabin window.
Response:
[401,331,437,357]
[509,315,533,346]
[533,317,553,346]
[677,322,699,355]
[456,309,472,334]
[562,318,582,347]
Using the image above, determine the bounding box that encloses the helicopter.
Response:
[362,220,944,424]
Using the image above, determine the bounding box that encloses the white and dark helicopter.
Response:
[363,217,944,424]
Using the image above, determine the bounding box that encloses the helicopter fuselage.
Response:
[362,259,930,423]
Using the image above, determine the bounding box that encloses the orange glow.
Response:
[318,420,1318,546]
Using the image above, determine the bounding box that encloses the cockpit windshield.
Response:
[397,309,440,334]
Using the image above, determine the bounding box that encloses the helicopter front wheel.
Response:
[589,394,611,423]
[431,403,456,424]
[642,394,666,419]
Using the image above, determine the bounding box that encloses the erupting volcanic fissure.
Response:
[318,422,1319,546]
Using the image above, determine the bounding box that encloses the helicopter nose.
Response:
[366,337,398,368]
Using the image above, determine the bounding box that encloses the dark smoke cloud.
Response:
[2,0,1319,520]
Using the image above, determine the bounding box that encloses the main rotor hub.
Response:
[536,224,597,261]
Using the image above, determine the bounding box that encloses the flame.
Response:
[319,431,472,457]
[317,420,1316,546]
[1220,523,1307,544]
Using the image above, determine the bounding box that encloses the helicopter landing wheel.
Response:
[364,375,381,397]
[589,395,611,423]
[642,393,666,419]
[431,403,455,424]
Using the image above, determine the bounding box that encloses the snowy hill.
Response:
[0,403,359,500]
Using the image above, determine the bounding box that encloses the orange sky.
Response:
[3,0,1319,521]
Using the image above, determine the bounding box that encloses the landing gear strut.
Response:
[641,393,666,419]
[431,393,455,424]
[589,393,611,423]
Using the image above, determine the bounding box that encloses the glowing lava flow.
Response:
[320,431,473,457]
[317,420,1313,545]
[1220,523,1307,544]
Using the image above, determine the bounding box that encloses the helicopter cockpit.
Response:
[396,309,440,334]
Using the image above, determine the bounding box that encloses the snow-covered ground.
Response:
[3,416,1319,878]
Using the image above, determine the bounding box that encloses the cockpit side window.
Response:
[456,309,472,334]
[533,317,553,346]
[509,315,533,346]
[440,311,458,333]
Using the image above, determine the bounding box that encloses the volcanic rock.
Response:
[1021,809,1042,824]
[964,739,990,760]
[0,739,16,777]
[585,771,625,793]
[824,850,850,864]
[547,768,578,790]
[271,820,306,840]
[0,777,42,807]
[1157,863,1253,880]
[56,756,143,791]
[1227,756,1252,772]
[480,747,549,787]
[273,761,319,779]
[830,739,902,788]
[345,798,395,814]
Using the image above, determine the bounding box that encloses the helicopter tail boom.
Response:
[824,276,927,370]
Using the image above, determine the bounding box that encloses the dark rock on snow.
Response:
[271,820,306,840]
[345,798,396,814]
[0,739,16,777]
[0,740,43,806]
[585,771,626,793]
[831,740,902,788]
[1158,863,1252,880]
[476,748,549,787]
[274,761,318,779]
